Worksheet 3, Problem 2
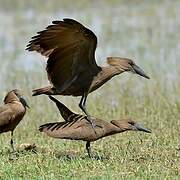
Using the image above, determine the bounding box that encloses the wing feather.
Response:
[26,18,99,92]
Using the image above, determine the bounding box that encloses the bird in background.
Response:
[0,89,29,152]
[39,96,151,157]
[26,18,150,129]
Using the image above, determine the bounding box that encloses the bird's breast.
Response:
[61,70,95,96]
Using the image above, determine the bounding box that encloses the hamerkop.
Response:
[39,96,151,157]
[0,89,29,151]
[26,18,150,127]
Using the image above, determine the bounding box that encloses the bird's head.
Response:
[111,119,151,133]
[107,57,150,79]
[4,89,29,108]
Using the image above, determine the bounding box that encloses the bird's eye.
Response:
[13,90,19,97]
[128,121,135,125]
[129,61,134,65]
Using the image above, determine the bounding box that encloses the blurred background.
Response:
[0,0,179,145]
[0,1,180,178]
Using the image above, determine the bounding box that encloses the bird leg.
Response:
[79,93,89,116]
[10,131,15,152]
[86,141,91,158]
[79,93,96,133]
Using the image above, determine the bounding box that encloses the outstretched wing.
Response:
[26,18,99,92]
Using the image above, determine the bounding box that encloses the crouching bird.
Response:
[26,18,150,129]
[39,96,151,158]
[0,89,29,152]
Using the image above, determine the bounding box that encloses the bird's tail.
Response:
[32,86,53,96]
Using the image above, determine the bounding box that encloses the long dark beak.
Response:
[20,97,30,108]
[132,64,150,79]
[134,123,151,133]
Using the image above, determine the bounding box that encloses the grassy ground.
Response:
[0,0,180,179]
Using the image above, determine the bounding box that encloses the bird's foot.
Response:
[86,115,97,134]
[9,151,19,161]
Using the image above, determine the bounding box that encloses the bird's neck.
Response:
[104,123,130,137]
[90,65,124,92]
[102,65,124,78]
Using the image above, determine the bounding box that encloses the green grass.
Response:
[0,0,180,179]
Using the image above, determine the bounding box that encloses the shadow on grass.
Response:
[0,144,110,161]
[54,150,110,161]
[0,143,37,161]
[8,149,37,161]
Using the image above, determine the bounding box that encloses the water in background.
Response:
[0,0,179,100]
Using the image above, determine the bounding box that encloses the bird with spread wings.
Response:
[26,18,149,129]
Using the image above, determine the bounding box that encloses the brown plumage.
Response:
[0,89,29,151]
[39,96,151,157]
[26,18,150,127]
